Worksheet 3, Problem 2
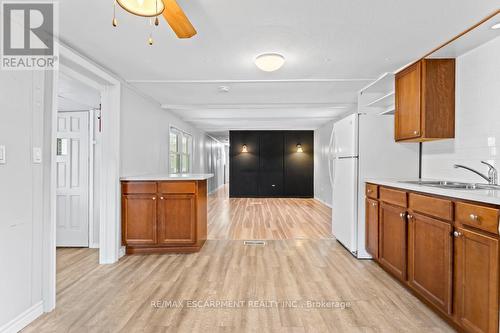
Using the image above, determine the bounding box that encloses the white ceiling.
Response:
[58,73,101,112]
[59,0,499,137]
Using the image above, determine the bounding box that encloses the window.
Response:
[169,127,192,174]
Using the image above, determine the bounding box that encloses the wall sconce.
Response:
[242,144,248,153]
[296,144,303,153]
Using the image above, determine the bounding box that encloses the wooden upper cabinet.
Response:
[158,194,196,244]
[379,202,407,281]
[365,198,379,259]
[408,213,452,315]
[455,227,499,333]
[395,59,455,142]
[122,194,157,245]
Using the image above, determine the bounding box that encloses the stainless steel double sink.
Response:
[399,180,500,190]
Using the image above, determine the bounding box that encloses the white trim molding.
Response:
[314,197,332,209]
[0,301,43,333]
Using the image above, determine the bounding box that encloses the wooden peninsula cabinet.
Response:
[121,174,212,254]
[395,59,455,142]
[365,182,500,333]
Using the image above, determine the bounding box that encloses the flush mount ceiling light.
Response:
[255,53,285,72]
[491,22,500,30]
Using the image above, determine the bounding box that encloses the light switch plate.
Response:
[33,147,42,164]
[0,145,5,164]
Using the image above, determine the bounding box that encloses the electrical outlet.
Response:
[0,145,5,164]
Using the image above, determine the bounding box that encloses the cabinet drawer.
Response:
[409,193,453,221]
[122,182,157,194]
[380,187,407,207]
[366,184,378,199]
[455,202,499,235]
[158,181,196,194]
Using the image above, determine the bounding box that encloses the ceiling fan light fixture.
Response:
[116,0,164,17]
[255,53,285,72]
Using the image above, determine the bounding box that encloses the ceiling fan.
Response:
[112,0,196,44]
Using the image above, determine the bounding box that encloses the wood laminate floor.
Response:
[25,185,453,332]
[208,185,332,240]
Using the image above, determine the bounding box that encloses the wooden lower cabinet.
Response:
[379,202,407,281]
[408,212,452,314]
[122,194,157,245]
[365,198,379,258]
[455,227,499,333]
[121,180,207,254]
[366,183,500,333]
[158,194,196,244]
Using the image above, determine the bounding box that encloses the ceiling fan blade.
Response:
[161,0,197,39]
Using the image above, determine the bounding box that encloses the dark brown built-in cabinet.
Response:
[365,183,500,333]
[229,131,313,198]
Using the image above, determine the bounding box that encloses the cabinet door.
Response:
[122,194,157,245]
[408,213,452,314]
[379,203,407,281]
[158,194,196,244]
[366,198,379,259]
[395,61,421,141]
[455,227,499,333]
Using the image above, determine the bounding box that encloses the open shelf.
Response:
[378,105,395,115]
[364,91,395,108]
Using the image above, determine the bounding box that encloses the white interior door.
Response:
[56,111,90,247]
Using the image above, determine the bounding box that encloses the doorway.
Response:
[55,74,100,248]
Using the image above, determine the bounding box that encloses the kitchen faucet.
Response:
[453,161,498,185]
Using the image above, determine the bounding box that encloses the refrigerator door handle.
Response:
[328,129,336,187]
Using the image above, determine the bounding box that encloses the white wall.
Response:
[422,37,500,181]
[120,86,207,177]
[314,120,334,207]
[0,71,45,329]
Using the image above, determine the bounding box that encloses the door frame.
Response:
[42,43,122,313]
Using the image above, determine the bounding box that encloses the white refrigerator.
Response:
[328,113,419,258]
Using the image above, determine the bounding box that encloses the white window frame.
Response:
[169,126,193,174]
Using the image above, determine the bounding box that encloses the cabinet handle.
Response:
[413,130,419,135]
[371,202,376,207]
[152,197,156,200]
[469,214,479,221]
[367,189,372,193]
[453,231,462,238]
[160,196,164,200]
[399,212,406,220]
[407,214,413,221]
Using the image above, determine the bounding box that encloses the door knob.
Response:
[453,231,462,238]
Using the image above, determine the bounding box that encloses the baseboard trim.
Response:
[89,242,100,249]
[314,197,332,208]
[208,183,224,194]
[0,301,43,333]
[119,245,126,259]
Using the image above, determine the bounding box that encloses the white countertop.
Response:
[120,173,214,181]
[365,178,500,206]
